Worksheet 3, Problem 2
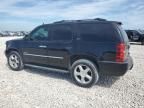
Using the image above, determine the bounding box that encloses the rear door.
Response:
[46,24,73,69]
[22,25,50,66]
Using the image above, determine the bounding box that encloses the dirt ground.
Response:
[0,37,144,108]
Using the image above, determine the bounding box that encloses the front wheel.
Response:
[71,59,99,88]
[8,51,24,71]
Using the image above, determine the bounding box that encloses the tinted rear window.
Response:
[117,25,129,43]
[78,23,117,42]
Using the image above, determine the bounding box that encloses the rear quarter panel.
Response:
[75,41,117,62]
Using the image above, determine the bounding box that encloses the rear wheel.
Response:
[71,59,99,88]
[8,51,24,71]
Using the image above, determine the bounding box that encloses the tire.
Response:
[71,59,99,88]
[7,51,24,71]
[141,39,144,45]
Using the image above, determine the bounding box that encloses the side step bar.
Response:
[25,64,69,73]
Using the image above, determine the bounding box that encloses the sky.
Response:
[0,0,144,31]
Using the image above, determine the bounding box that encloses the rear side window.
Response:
[52,25,72,41]
[78,23,117,42]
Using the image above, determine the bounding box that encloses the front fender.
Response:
[5,40,22,57]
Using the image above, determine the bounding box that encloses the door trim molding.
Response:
[23,52,64,59]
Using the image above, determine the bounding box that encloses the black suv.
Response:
[5,18,133,87]
[126,30,144,45]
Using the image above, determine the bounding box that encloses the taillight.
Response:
[116,43,125,62]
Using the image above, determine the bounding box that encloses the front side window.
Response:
[30,26,49,41]
[52,25,72,41]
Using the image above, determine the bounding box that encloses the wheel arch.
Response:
[70,54,99,71]
[6,48,21,57]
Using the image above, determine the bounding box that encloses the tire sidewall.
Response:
[71,59,99,88]
[8,51,24,71]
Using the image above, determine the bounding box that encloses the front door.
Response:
[22,25,50,66]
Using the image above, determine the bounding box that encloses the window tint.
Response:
[52,25,72,41]
[117,25,129,43]
[30,26,49,41]
[79,23,116,42]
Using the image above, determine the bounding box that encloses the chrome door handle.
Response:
[39,45,47,48]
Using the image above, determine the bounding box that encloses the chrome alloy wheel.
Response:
[9,54,20,69]
[74,64,93,84]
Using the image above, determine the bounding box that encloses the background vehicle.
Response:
[126,30,144,45]
[5,18,133,87]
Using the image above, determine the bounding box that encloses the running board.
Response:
[25,64,69,73]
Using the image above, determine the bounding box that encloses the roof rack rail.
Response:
[94,18,107,21]
[54,18,107,24]
[54,20,76,23]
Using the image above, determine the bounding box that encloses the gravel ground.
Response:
[0,37,144,108]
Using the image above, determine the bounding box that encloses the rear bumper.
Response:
[98,56,133,76]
